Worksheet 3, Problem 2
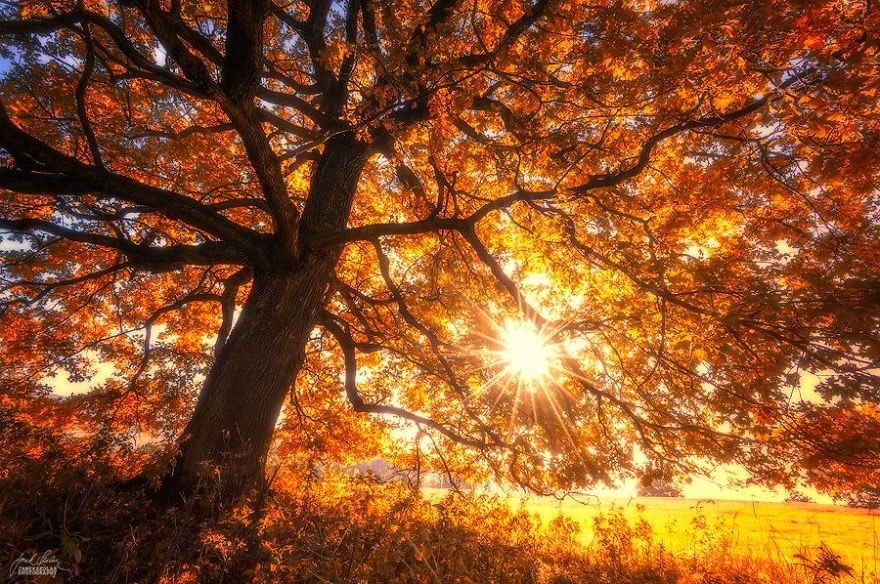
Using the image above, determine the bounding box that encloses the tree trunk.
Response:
[160,133,371,502]
[162,266,321,499]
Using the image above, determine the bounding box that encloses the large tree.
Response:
[1,0,878,502]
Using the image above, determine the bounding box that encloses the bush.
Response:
[785,490,815,504]
[837,486,880,509]
[0,430,873,583]
[637,479,683,498]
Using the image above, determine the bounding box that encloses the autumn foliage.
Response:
[1,0,879,579]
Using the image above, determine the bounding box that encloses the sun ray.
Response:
[509,377,524,431]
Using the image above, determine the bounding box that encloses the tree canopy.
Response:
[1,0,879,498]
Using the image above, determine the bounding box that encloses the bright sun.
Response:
[502,322,554,383]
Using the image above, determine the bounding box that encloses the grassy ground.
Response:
[516,495,880,574]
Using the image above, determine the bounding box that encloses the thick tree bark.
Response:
[161,133,371,501]
[163,266,322,499]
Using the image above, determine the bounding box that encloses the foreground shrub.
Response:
[0,435,874,583]
[2,470,875,583]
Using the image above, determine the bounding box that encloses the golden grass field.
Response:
[515,495,880,573]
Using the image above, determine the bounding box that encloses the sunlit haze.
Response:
[501,322,554,384]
